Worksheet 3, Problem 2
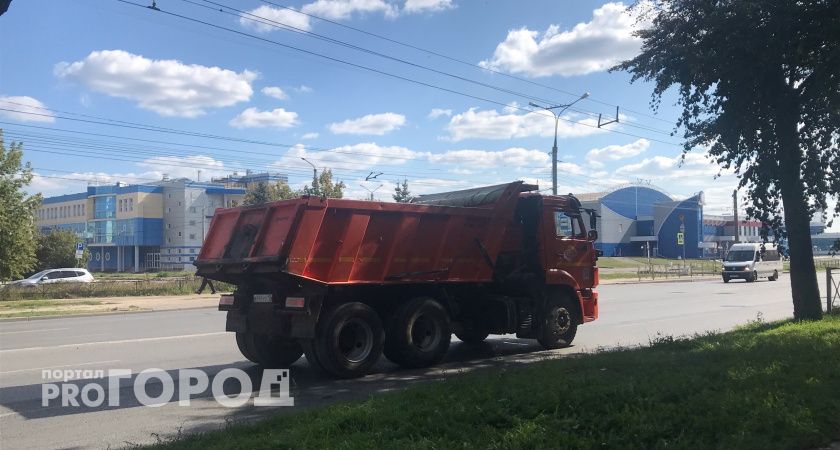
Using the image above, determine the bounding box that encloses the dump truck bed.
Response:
[196,182,533,285]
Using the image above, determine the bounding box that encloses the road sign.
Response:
[677,232,684,245]
[75,242,84,260]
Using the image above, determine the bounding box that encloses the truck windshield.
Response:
[726,250,755,262]
[555,211,585,238]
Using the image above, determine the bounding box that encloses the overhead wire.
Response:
[253,0,678,127]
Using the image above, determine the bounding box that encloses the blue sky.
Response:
[1,0,833,227]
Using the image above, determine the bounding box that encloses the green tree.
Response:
[36,229,89,271]
[303,169,346,198]
[392,178,413,203]
[615,0,839,320]
[243,181,299,206]
[0,131,41,281]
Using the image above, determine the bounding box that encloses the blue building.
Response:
[578,184,705,258]
[37,178,248,272]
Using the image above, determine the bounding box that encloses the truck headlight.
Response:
[743,267,751,271]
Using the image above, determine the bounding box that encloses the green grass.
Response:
[0,278,233,301]
[154,314,840,450]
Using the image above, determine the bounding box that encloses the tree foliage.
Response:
[303,169,346,198]
[615,0,839,320]
[0,131,41,281]
[392,179,413,203]
[243,181,299,206]
[36,229,88,271]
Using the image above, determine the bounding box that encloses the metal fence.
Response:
[827,267,839,314]
[635,260,723,280]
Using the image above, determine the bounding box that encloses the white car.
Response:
[722,243,782,283]
[9,268,94,287]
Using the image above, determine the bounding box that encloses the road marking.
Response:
[0,332,227,353]
[0,328,70,335]
[0,359,121,375]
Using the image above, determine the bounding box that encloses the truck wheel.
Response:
[384,297,451,368]
[245,333,303,368]
[307,302,384,378]
[747,271,758,283]
[722,276,730,283]
[455,328,489,344]
[537,294,578,350]
[768,270,778,281]
[235,332,259,363]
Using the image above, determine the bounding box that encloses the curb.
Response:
[0,304,217,322]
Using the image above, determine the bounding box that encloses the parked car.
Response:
[722,243,782,283]
[8,268,94,287]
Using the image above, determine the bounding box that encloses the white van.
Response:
[722,243,782,283]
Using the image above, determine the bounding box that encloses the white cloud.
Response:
[428,147,550,169]
[261,86,288,100]
[479,2,646,77]
[275,142,422,171]
[404,0,454,13]
[0,96,55,123]
[444,107,601,142]
[329,112,406,135]
[239,5,312,32]
[428,108,452,119]
[302,0,398,20]
[295,85,314,94]
[229,107,299,129]
[585,138,650,168]
[54,50,256,117]
[29,155,232,197]
[301,132,320,140]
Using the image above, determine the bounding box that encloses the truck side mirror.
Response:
[587,230,598,241]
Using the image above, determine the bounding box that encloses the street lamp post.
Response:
[359,183,384,201]
[530,92,590,195]
[301,157,317,188]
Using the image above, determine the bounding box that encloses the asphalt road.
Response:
[0,275,825,449]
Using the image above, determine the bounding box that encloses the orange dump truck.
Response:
[196,181,599,378]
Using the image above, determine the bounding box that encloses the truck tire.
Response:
[455,328,490,344]
[722,276,730,283]
[235,332,259,363]
[306,302,384,378]
[537,294,578,350]
[747,271,758,283]
[384,297,451,369]
[242,333,303,368]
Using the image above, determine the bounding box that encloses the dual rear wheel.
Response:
[235,332,303,367]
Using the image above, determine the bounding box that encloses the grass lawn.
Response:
[155,314,840,450]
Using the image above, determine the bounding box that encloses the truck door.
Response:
[543,206,594,287]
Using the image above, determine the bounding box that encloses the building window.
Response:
[167,207,171,213]
[178,201,182,206]
[167,223,171,229]
[178,248,182,254]
[167,237,171,243]
[189,206,196,213]
[129,199,134,211]
[178,232,182,237]
[189,234,196,240]
[189,220,196,226]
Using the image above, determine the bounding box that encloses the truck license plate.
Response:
[253,294,273,303]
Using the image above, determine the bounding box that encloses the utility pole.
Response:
[732,189,740,243]
[529,92,590,195]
